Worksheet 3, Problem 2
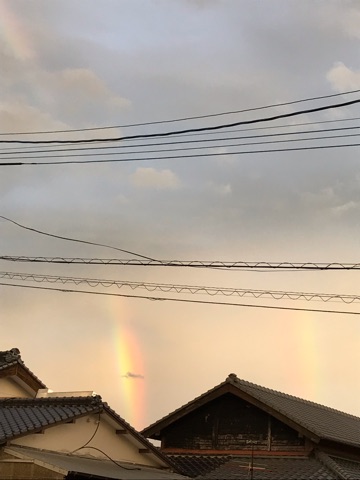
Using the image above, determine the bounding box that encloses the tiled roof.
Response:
[229,375,360,448]
[168,454,339,479]
[0,395,174,469]
[0,348,46,389]
[142,374,360,448]
[330,457,360,479]
[0,395,100,443]
[168,455,231,478]
[317,452,360,480]
[0,349,20,369]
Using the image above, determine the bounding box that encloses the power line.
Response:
[2,129,360,161]
[2,270,359,304]
[1,281,359,315]
[2,116,360,153]
[2,98,360,145]
[0,215,155,261]
[1,255,360,270]
[2,142,360,166]
[2,89,360,136]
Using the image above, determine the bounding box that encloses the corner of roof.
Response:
[102,401,175,469]
[0,348,21,367]
[225,372,239,383]
[142,375,234,437]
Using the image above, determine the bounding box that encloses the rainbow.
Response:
[0,0,35,61]
[109,297,146,430]
[288,311,322,401]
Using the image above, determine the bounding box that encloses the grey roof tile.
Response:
[169,454,340,479]
[331,456,360,479]
[317,452,360,480]
[0,348,46,389]
[229,376,360,448]
[0,396,101,443]
[168,455,230,477]
[0,396,176,471]
[143,374,360,449]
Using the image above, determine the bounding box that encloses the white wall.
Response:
[0,377,32,398]
[11,412,165,468]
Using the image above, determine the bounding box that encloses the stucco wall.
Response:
[11,413,163,468]
[0,377,32,399]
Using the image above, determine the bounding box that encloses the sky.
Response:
[1,0,360,431]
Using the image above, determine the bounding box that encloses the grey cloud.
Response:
[2,1,360,428]
[121,372,145,379]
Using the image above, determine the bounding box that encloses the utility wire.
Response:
[2,98,360,145]
[2,127,360,160]
[2,270,359,304]
[2,256,360,270]
[2,89,360,136]
[1,132,359,162]
[2,142,360,166]
[2,116,360,153]
[1,282,359,315]
[72,446,140,470]
[72,410,102,454]
[2,124,360,153]
[0,215,155,261]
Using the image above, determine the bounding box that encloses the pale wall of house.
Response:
[11,413,164,468]
[0,377,32,398]
[0,451,63,479]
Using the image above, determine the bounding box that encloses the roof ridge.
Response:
[102,401,174,468]
[233,376,360,421]
[316,451,349,480]
[143,373,360,450]
[0,348,47,389]
[142,378,229,434]
[0,395,102,406]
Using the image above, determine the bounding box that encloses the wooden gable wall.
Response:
[161,393,306,452]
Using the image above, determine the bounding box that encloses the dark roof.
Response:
[0,395,100,443]
[168,455,231,478]
[6,446,187,480]
[0,395,173,469]
[317,452,360,480]
[0,348,46,390]
[142,374,360,449]
[167,452,360,479]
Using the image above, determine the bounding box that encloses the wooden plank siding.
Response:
[162,393,305,452]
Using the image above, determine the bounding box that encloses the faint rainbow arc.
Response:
[0,0,35,61]
[109,297,146,430]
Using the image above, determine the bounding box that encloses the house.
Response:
[0,348,185,480]
[142,373,360,479]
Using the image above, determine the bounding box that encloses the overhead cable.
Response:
[2,129,360,161]
[2,142,360,166]
[1,124,359,155]
[2,270,359,304]
[0,215,155,261]
[2,255,360,270]
[2,88,360,136]
[1,116,360,154]
[0,282,359,315]
[1,97,360,145]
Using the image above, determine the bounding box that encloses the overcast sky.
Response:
[1,0,360,431]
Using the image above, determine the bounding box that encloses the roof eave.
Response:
[142,381,229,438]
[102,404,173,469]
